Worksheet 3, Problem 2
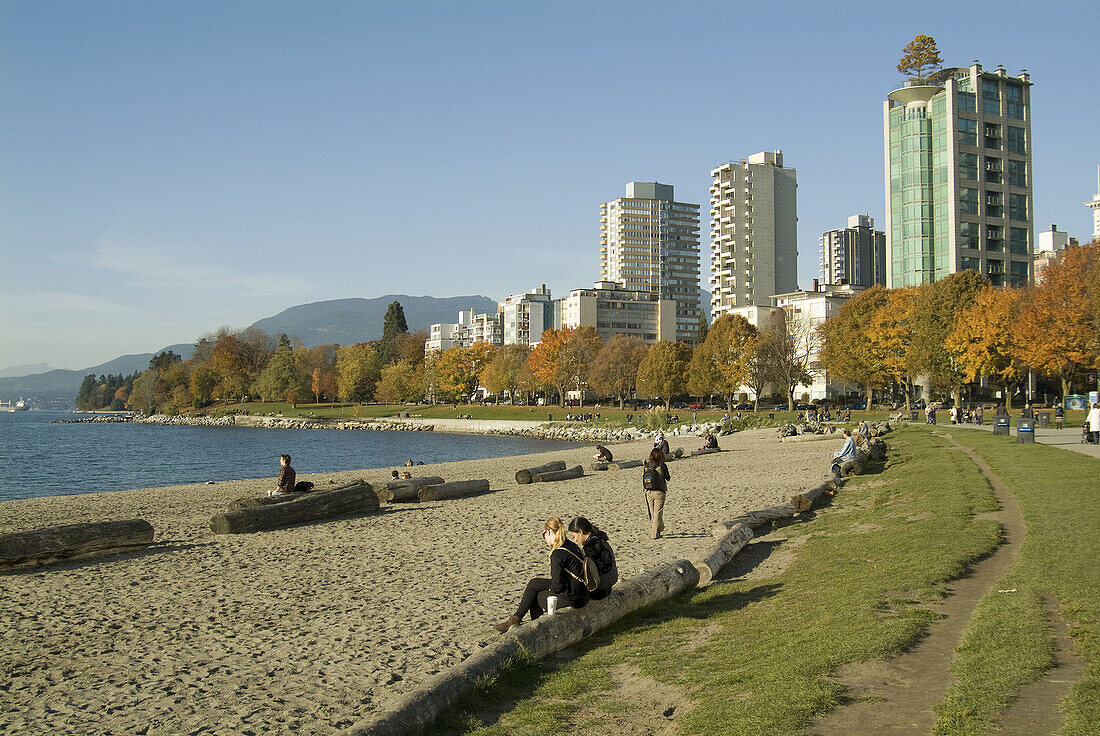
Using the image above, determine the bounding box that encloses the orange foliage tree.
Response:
[946,286,1025,408]
[868,286,921,409]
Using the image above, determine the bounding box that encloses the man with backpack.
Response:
[643,447,671,539]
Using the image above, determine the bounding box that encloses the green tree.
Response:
[696,312,710,345]
[636,341,692,410]
[336,343,382,402]
[76,374,98,411]
[897,34,943,82]
[590,336,649,409]
[253,341,308,405]
[480,344,531,402]
[380,301,409,364]
[375,361,422,405]
[688,314,758,410]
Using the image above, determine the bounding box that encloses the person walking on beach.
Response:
[271,454,295,495]
[643,447,671,539]
[493,517,589,632]
[568,517,618,600]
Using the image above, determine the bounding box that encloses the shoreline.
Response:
[0,428,835,735]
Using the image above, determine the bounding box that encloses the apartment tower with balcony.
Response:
[709,151,799,318]
[820,214,887,288]
[600,182,702,343]
[884,62,1034,287]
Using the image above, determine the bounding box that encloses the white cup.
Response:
[546,595,558,615]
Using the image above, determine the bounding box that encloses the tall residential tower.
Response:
[884,62,1034,288]
[710,151,798,318]
[600,182,702,343]
[820,214,886,288]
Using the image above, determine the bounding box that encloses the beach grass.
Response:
[931,428,1100,736]
[434,426,1011,734]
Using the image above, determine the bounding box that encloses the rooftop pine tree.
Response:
[897,34,943,83]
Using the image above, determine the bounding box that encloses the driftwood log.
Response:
[689,447,721,457]
[0,519,155,568]
[694,523,753,584]
[715,503,799,533]
[380,476,445,503]
[342,558,700,736]
[516,461,566,484]
[210,480,377,534]
[591,462,609,471]
[669,447,685,459]
[417,479,490,502]
[790,483,834,514]
[229,491,312,510]
[532,465,584,482]
[609,459,643,470]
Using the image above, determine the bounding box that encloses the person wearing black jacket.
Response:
[643,447,671,539]
[568,517,618,600]
[494,517,589,632]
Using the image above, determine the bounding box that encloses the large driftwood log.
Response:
[609,459,643,470]
[344,559,699,736]
[417,479,490,502]
[694,523,753,584]
[715,503,798,533]
[515,461,566,484]
[689,447,721,457]
[380,476,445,502]
[1,519,154,568]
[668,447,685,460]
[790,483,833,514]
[590,462,609,471]
[532,465,584,482]
[230,491,311,510]
[210,480,377,534]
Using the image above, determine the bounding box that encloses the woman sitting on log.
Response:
[493,517,589,632]
[700,433,719,450]
[568,517,618,600]
[592,445,613,462]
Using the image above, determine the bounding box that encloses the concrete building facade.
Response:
[427,309,502,352]
[499,285,557,347]
[600,182,702,343]
[820,214,887,288]
[884,62,1034,288]
[559,280,676,345]
[710,151,798,318]
[771,284,864,401]
[1033,224,1079,282]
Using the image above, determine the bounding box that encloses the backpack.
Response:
[564,547,600,592]
[293,481,315,493]
[642,466,662,491]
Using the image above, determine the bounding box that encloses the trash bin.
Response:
[993,415,1011,436]
[910,410,920,422]
[1016,417,1035,443]
[1036,412,1050,428]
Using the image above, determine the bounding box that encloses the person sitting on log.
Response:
[494,517,589,632]
[568,517,618,600]
[653,432,670,458]
[830,429,857,475]
[592,445,613,462]
[269,454,295,496]
[700,434,719,451]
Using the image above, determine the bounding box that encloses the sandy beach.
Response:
[0,428,834,735]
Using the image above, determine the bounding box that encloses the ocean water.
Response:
[0,411,579,503]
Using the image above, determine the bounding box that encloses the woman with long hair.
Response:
[494,517,589,632]
[643,447,671,539]
[567,517,618,600]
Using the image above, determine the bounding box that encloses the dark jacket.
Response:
[582,530,617,588]
[643,460,670,493]
[549,539,590,605]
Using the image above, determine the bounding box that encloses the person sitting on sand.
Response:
[700,434,719,451]
[592,445,613,462]
[405,459,414,467]
[270,454,295,495]
[830,429,858,474]
[494,517,589,632]
[391,470,400,480]
[568,517,618,600]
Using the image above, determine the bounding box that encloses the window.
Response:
[985,156,1002,183]
[961,256,981,272]
[1007,126,1026,154]
[958,118,978,146]
[960,188,979,215]
[1006,84,1024,119]
[1007,159,1027,187]
[957,91,977,112]
[984,122,1001,149]
[960,221,980,249]
[959,152,979,180]
[1010,261,1029,287]
[982,79,1000,115]
[1010,227,1029,255]
[1009,193,1028,221]
[987,226,1004,252]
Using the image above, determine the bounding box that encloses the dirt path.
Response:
[814,433,1025,734]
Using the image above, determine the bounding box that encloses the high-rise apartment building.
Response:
[710,151,798,318]
[499,285,556,347]
[1087,167,1100,241]
[600,182,702,343]
[820,215,887,288]
[559,281,676,345]
[884,62,1034,288]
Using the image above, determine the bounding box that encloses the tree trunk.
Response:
[532,465,584,482]
[865,385,873,411]
[381,476,445,502]
[1,519,155,568]
[790,483,833,514]
[417,479,490,502]
[516,461,567,484]
[210,481,377,534]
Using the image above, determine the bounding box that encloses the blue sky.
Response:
[2,0,1097,370]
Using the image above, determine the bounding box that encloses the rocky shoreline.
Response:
[54,412,730,443]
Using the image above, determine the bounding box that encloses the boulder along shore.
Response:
[0,428,836,736]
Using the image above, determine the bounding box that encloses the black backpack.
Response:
[642,466,661,491]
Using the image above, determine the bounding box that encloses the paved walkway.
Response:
[907,420,1100,459]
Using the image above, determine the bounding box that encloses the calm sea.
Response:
[0,411,579,503]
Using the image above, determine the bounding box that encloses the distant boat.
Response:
[0,398,29,412]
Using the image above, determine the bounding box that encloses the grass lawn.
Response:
[931,428,1100,736]
[432,426,1027,735]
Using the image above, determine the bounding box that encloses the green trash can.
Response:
[1036,412,1050,428]
[1016,417,1035,443]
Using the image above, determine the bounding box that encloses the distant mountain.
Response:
[251,294,498,347]
[0,362,54,378]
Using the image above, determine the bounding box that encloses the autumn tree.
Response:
[393,330,428,366]
[590,335,649,409]
[818,285,891,409]
[298,344,338,403]
[909,271,987,402]
[1011,242,1100,401]
[379,301,409,365]
[687,314,758,410]
[435,343,496,401]
[527,328,567,405]
[763,312,815,411]
[336,343,382,402]
[897,34,943,82]
[479,344,531,402]
[234,326,276,390]
[869,286,921,409]
[636,341,693,410]
[375,362,423,405]
[558,327,603,406]
[946,286,1025,407]
[209,334,249,403]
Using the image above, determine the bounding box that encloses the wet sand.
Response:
[0,428,835,735]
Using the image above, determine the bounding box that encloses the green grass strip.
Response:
[435,427,1003,735]
[932,429,1099,736]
